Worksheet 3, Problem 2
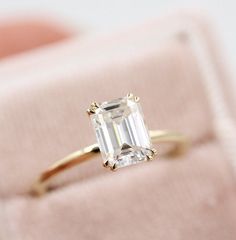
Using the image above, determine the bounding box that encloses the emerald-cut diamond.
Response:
[89,94,154,170]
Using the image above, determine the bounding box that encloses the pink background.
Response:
[0,14,236,239]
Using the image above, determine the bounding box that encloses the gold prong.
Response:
[134,96,140,102]
[151,148,157,156]
[110,163,117,171]
[103,160,109,168]
[147,155,153,161]
[147,148,157,161]
[87,108,94,115]
[91,102,99,109]
[127,93,134,99]
[87,102,99,115]
[127,93,140,103]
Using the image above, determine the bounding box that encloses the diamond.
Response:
[89,94,153,169]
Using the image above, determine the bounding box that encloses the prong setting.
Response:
[127,93,140,103]
[87,102,100,115]
[110,163,117,171]
[146,155,153,161]
[103,160,109,168]
[146,148,157,161]
[127,93,134,99]
[151,148,157,156]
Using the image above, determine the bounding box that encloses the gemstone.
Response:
[90,95,153,169]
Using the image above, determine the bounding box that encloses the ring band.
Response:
[32,94,188,196]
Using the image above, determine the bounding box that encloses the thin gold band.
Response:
[32,130,187,196]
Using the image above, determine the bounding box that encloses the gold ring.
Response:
[32,93,188,196]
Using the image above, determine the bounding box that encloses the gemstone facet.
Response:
[89,94,153,170]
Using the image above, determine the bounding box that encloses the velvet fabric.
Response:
[0,15,236,239]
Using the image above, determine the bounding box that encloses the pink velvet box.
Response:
[0,14,236,239]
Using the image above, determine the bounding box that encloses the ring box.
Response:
[0,14,236,239]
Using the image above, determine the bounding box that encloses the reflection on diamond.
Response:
[90,95,152,169]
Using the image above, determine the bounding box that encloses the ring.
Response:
[32,93,188,196]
